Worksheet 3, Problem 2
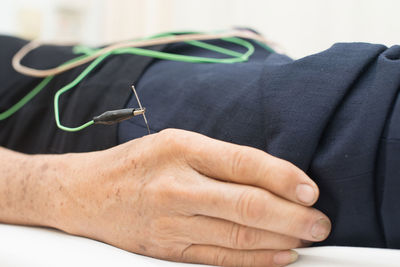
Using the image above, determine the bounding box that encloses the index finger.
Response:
[169,129,319,206]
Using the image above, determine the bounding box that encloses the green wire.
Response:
[55,37,255,132]
[1,31,270,132]
[54,53,111,131]
[185,40,244,58]
[0,76,53,120]
[0,53,88,121]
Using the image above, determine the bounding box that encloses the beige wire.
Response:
[12,30,269,78]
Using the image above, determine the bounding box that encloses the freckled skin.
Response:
[0,129,329,267]
[41,163,49,172]
[0,148,62,226]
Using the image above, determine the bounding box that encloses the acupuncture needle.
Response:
[131,85,151,135]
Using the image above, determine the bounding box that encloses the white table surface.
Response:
[0,223,399,267]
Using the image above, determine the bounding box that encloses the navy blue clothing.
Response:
[379,90,400,248]
[119,40,400,248]
[2,35,400,249]
[0,35,164,154]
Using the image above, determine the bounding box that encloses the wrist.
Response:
[20,153,71,230]
[29,152,81,232]
[0,149,66,229]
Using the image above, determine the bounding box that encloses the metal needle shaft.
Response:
[131,85,150,134]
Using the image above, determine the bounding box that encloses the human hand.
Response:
[51,129,331,267]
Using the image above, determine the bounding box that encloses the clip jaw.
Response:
[92,85,151,134]
[93,108,146,125]
[133,108,146,116]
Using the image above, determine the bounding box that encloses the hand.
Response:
[50,129,331,267]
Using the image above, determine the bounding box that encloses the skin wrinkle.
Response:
[115,188,121,202]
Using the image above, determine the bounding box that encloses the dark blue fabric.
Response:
[119,40,400,248]
[0,35,164,154]
[378,88,400,248]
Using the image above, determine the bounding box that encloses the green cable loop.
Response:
[55,37,255,132]
[1,31,272,132]
[0,54,88,121]
[54,53,111,131]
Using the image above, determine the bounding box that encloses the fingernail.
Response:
[296,184,315,204]
[311,218,331,240]
[273,250,298,265]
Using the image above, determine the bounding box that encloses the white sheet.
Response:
[0,223,398,266]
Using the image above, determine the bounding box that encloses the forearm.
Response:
[0,146,63,228]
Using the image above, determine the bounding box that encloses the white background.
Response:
[1,0,400,58]
[1,223,399,267]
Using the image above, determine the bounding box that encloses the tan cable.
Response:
[12,30,268,78]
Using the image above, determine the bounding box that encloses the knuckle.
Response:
[243,252,257,267]
[150,216,174,234]
[241,228,259,249]
[234,250,251,267]
[213,247,229,266]
[145,175,179,204]
[230,223,258,249]
[157,128,190,148]
[236,189,264,225]
[146,174,195,214]
[179,245,192,263]
[149,217,179,248]
[230,149,250,178]
[149,218,188,255]
[229,223,241,248]
[161,247,187,262]
[157,129,183,151]
[143,175,164,194]
[156,129,197,161]
[158,128,181,138]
